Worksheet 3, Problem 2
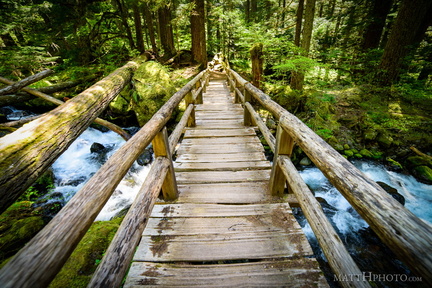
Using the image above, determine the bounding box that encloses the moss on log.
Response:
[0,60,142,214]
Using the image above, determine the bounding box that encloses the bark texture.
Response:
[191,0,207,67]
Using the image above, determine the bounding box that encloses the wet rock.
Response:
[376,132,393,148]
[377,181,405,206]
[359,149,373,158]
[137,146,153,166]
[90,142,106,153]
[363,129,378,141]
[299,157,312,166]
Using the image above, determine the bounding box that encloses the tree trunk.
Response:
[245,0,250,23]
[250,43,264,89]
[133,3,145,53]
[143,4,159,56]
[362,0,393,50]
[377,0,432,85]
[114,0,135,50]
[294,0,305,47]
[191,0,207,68]
[158,4,176,58]
[291,0,316,91]
[250,0,258,22]
[0,60,141,214]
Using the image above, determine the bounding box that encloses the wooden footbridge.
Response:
[0,60,432,288]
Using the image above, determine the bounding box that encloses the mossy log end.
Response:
[0,60,141,214]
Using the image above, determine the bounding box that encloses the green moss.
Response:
[413,166,432,183]
[360,149,373,158]
[131,62,177,126]
[49,217,123,288]
[344,150,354,157]
[386,157,403,170]
[407,156,432,167]
[0,202,45,263]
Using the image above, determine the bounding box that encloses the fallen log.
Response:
[0,76,131,141]
[0,93,33,106]
[0,69,53,96]
[0,59,142,214]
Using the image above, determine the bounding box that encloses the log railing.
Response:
[226,68,432,287]
[0,66,209,288]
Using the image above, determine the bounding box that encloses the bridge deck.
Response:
[124,74,328,287]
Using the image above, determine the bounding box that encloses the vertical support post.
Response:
[243,88,253,126]
[152,127,178,200]
[234,79,240,104]
[184,92,196,127]
[195,81,203,104]
[269,124,295,196]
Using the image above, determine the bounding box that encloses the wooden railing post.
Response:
[184,92,196,127]
[152,127,178,200]
[269,124,294,196]
[243,88,253,126]
[195,81,203,104]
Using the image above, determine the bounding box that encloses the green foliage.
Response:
[273,56,317,74]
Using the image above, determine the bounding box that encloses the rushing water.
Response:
[49,127,151,221]
[298,161,432,288]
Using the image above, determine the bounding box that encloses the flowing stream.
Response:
[48,127,151,221]
[298,161,431,287]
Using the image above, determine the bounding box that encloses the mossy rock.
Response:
[360,149,373,158]
[376,132,393,148]
[0,202,46,263]
[49,218,123,288]
[344,150,354,157]
[386,157,403,171]
[412,166,432,184]
[131,62,177,126]
[406,156,432,168]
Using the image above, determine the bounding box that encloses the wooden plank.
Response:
[143,213,301,236]
[124,259,328,287]
[177,182,269,203]
[176,170,271,183]
[175,152,267,162]
[184,128,256,138]
[134,231,313,262]
[150,203,292,218]
[174,161,271,171]
[180,136,262,145]
[176,142,265,154]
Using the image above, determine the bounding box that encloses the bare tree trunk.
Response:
[133,3,145,53]
[158,4,176,58]
[191,0,207,67]
[0,60,141,214]
[143,4,159,56]
[377,0,432,85]
[294,0,304,47]
[250,43,264,89]
[362,0,393,50]
[291,0,316,91]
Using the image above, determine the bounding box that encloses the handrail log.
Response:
[0,70,207,288]
[0,76,132,141]
[278,155,370,288]
[245,102,275,152]
[236,75,432,284]
[87,156,170,288]
[0,60,141,214]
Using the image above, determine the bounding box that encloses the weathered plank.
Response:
[124,259,328,288]
[176,142,265,154]
[177,182,270,203]
[180,136,262,145]
[175,170,271,183]
[150,203,291,218]
[175,152,267,162]
[184,128,256,138]
[174,161,271,171]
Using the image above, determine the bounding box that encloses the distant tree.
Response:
[377,0,432,85]
[362,0,393,50]
[291,0,316,91]
[143,3,159,56]
[158,3,176,58]
[133,2,145,53]
[191,0,207,67]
